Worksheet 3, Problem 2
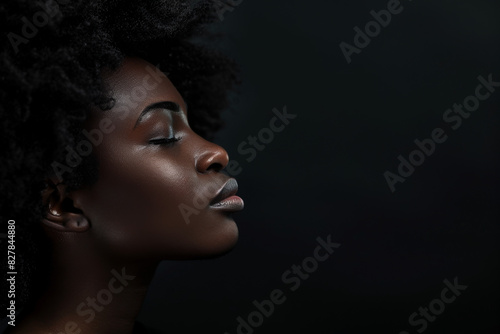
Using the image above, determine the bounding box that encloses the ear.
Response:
[40,178,90,232]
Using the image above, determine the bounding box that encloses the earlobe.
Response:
[41,179,90,233]
[42,211,90,232]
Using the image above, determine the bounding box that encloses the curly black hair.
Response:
[0,0,238,309]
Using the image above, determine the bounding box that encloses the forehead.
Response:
[101,58,186,127]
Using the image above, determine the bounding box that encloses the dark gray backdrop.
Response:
[138,0,500,333]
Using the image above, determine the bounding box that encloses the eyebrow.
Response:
[134,101,182,128]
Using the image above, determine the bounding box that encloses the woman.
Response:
[0,1,243,333]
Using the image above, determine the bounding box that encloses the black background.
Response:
[138,0,500,333]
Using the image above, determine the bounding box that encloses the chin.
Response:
[193,219,239,259]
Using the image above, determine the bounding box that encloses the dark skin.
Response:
[12,57,243,334]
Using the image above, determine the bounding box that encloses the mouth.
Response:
[209,178,244,212]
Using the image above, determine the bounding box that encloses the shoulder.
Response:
[0,316,13,334]
[133,320,164,334]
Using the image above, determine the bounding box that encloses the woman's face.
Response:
[73,57,243,261]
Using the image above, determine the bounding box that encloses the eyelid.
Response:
[135,101,182,129]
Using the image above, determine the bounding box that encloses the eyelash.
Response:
[149,136,182,146]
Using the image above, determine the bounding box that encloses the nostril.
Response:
[208,162,224,172]
[196,155,225,174]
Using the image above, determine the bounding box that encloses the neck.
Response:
[14,244,158,334]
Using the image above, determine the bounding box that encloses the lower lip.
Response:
[210,195,244,212]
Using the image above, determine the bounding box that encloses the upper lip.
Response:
[210,178,239,206]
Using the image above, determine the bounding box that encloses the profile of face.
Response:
[50,57,243,263]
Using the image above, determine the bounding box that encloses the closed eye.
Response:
[149,136,181,145]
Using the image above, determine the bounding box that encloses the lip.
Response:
[210,178,244,212]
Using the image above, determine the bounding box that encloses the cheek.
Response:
[82,160,197,257]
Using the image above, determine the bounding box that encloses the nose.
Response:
[195,138,229,173]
